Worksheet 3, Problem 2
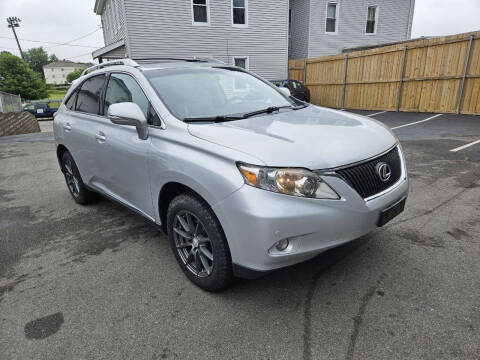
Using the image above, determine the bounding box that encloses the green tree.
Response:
[23,47,49,74]
[66,68,84,83]
[0,51,47,100]
[48,54,59,62]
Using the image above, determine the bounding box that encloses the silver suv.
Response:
[54,59,408,291]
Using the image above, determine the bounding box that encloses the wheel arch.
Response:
[56,144,69,168]
[158,181,214,234]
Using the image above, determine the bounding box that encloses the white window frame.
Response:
[365,5,379,35]
[232,56,249,70]
[232,0,248,28]
[191,0,210,26]
[325,2,339,35]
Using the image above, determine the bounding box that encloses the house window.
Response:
[233,57,248,70]
[326,2,338,34]
[232,0,247,26]
[192,0,209,25]
[366,6,378,34]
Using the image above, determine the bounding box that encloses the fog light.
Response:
[275,238,290,251]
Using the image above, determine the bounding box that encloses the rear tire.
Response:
[167,192,233,291]
[61,151,96,205]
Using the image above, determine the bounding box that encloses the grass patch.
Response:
[47,89,67,100]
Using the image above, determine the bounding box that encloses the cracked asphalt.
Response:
[1,112,479,359]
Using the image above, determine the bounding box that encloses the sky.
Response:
[0,0,479,63]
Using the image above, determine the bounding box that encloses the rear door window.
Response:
[75,75,105,115]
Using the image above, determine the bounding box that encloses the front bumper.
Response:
[213,157,409,273]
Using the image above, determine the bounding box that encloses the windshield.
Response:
[145,67,295,120]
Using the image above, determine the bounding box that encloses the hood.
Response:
[188,106,397,169]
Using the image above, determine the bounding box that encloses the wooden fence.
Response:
[288,31,480,115]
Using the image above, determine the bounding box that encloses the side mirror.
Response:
[108,102,149,140]
[279,87,291,97]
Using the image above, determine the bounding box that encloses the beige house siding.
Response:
[43,64,86,85]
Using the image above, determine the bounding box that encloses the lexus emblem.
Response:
[376,162,391,182]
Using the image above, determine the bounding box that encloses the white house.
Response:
[43,61,87,85]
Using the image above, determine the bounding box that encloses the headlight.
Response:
[237,163,339,199]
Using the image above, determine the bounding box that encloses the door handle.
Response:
[63,123,72,131]
[95,133,106,142]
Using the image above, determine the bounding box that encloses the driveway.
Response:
[0,112,479,359]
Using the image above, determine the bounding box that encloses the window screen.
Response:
[234,57,247,69]
[326,3,337,33]
[193,0,208,23]
[366,6,377,34]
[75,75,105,115]
[233,0,246,25]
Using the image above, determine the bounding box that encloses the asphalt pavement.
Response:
[0,112,479,359]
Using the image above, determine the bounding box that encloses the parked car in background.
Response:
[271,79,310,102]
[24,102,58,118]
[54,59,408,291]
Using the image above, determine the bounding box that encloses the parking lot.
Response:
[0,111,479,359]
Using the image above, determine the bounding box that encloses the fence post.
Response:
[303,58,307,84]
[457,35,474,114]
[341,55,348,109]
[396,46,408,112]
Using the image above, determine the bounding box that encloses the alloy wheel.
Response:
[173,210,214,278]
[64,159,80,197]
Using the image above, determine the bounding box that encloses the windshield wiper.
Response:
[183,104,305,123]
[241,105,293,119]
[183,115,245,123]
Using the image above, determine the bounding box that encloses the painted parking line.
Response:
[449,139,480,152]
[391,114,443,130]
[367,110,387,117]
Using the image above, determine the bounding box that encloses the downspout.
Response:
[407,0,415,39]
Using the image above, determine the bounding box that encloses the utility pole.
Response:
[6,17,24,59]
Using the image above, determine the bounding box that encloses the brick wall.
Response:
[0,112,41,137]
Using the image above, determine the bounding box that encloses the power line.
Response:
[0,36,100,48]
[65,50,99,60]
[45,27,102,49]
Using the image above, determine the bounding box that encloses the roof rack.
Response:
[133,57,225,64]
[81,59,139,76]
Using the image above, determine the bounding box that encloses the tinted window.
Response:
[76,75,105,114]
[65,91,77,110]
[105,73,160,126]
[104,73,149,117]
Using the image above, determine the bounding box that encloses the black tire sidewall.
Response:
[167,193,233,291]
[61,151,93,205]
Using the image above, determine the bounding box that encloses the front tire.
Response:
[167,193,233,291]
[61,151,96,205]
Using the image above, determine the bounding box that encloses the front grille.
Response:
[336,146,402,199]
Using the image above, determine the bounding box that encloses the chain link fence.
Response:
[0,91,22,113]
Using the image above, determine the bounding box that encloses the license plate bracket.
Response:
[377,197,406,227]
